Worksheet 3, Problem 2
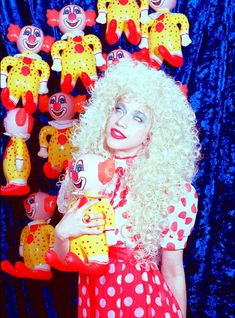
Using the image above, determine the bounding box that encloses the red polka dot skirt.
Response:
[78,247,183,318]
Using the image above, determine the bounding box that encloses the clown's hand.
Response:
[38,146,48,158]
[0,74,7,88]
[96,11,107,24]
[140,10,151,24]
[39,81,49,94]
[95,52,106,67]
[181,34,192,47]
[16,158,23,171]
[139,37,149,49]
[105,229,117,246]
[52,58,62,72]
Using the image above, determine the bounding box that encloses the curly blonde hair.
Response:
[70,59,200,264]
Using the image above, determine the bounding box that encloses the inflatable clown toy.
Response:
[0,24,54,113]
[1,192,56,280]
[46,154,117,275]
[46,5,106,92]
[37,92,86,179]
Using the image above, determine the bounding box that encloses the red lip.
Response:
[110,128,126,139]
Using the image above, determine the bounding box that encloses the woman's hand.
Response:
[55,199,105,240]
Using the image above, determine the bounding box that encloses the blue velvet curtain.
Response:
[0,0,234,317]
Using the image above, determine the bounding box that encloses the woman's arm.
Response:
[160,249,187,318]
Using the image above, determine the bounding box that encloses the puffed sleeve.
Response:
[160,183,198,250]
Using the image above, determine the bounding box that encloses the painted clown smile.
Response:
[65,18,82,29]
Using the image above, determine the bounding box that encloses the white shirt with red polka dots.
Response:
[77,157,198,318]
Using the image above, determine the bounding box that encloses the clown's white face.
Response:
[105,97,152,157]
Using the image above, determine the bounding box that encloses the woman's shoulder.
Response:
[160,183,198,250]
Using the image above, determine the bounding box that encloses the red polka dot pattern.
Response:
[161,184,198,250]
[78,257,183,317]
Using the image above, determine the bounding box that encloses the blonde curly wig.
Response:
[69,59,200,264]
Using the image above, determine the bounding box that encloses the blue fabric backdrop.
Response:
[0,0,234,317]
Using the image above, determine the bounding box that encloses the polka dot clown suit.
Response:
[46,5,106,92]
[96,0,149,45]
[1,192,57,280]
[139,0,192,68]
[1,108,34,196]
[0,24,53,113]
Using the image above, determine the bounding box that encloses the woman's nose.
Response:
[116,115,128,128]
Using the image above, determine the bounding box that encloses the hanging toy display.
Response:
[46,5,106,93]
[1,108,34,196]
[139,0,192,69]
[1,192,57,280]
[0,24,54,114]
[37,92,87,179]
[46,154,117,275]
[96,0,150,45]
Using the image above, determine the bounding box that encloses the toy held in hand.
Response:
[46,5,106,93]
[38,92,86,179]
[96,0,150,45]
[1,192,56,280]
[46,154,117,275]
[139,0,192,69]
[1,108,34,196]
[0,24,54,113]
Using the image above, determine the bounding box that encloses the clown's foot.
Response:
[106,19,119,45]
[65,252,109,275]
[81,72,96,93]
[45,250,72,272]
[43,162,61,179]
[61,74,74,93]
[1,88,16,110]
[24,91,36,114]
[1,260,52,280]
[158,45,183,67]
[1,184,30,196]
[127,20,141,45]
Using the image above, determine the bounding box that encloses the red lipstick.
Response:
[110,128,126,139]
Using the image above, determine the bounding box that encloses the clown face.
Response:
[17,25,44,53]
[48,93,75,120]
[107,49,131,67]
[58,5,86,34]
[149,0,177,11]
[4,108,34,137]
[68,154,115,194]
[23,192,56,220]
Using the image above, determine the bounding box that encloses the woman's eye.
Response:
[133,113,146,123]
[115,103,125,113]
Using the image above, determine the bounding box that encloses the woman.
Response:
[53,59,200,318]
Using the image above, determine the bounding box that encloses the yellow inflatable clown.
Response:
[46,5,106,93]
[1,108,34,196]
[38,92,86,179]
[139,0,192,68]
[0,24,54,113]
[46,154,117,275]
[1,192,56,280]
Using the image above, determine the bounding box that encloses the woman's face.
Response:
[105,97,152,157]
